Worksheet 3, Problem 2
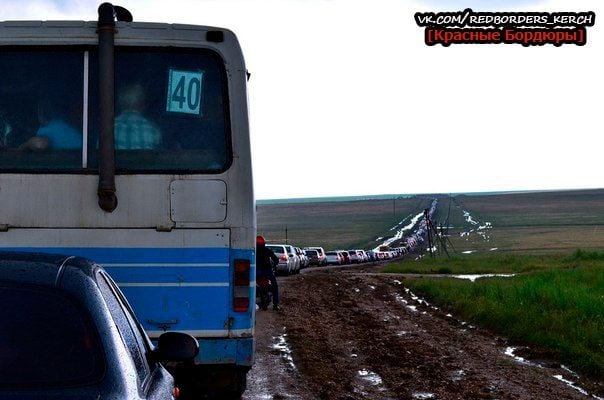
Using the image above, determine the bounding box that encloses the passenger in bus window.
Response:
[114,84,161,150]
[19,98,81,152]
[0,111,12,149]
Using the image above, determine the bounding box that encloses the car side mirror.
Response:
[153,331,199,362]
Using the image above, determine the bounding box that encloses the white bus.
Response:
[0,4,255,397]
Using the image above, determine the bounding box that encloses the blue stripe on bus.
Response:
[0,247,230,264]
[104,266,229,284]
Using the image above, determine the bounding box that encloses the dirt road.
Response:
[243,265,603,400]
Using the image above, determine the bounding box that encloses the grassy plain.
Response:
[446,189,604,254]
[394,251,604,378]
[258,189,604,253]
[256,196,434,250]
[382,253,571,274]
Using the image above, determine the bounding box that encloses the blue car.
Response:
[0,251,198,399]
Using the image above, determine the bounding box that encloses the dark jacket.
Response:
[256,244,279,274]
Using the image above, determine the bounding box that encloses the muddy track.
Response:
[244,265,603,400]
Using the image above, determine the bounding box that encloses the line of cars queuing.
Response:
[327,246,408,265]
[265,244,407,275]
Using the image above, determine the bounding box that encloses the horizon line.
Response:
[256,187,604,204]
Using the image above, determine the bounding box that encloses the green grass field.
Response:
[382,253,572,274]
[257,196,434,249]
[258,189,604,253]
[445,189,604,255]
[389,250,604,378]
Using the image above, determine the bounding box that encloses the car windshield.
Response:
[0,283,104,388]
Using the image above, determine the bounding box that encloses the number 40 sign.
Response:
[166,69,204,115]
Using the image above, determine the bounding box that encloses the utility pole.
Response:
[285,225,288,244]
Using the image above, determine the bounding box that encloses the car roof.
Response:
[0,251,96,287]
[267,244,291,249]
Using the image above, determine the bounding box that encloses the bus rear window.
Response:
[0,47,231,174]
[88,48,231,173]
[0,50,84,171]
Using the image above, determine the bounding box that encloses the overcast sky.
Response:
[4,0,602,199]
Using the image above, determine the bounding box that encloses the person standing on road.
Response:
[256,235,281,311]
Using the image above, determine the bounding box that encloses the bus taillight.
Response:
[233,259,250,312]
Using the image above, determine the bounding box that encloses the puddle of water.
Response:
[358,369,383,386]
[561,365,580,378]
[504,347,528,364]
[354,288,360,293]
[461,250,475,254]
[504,347,542,368]
[377,211,425,249]
[553,374,589,396]
[271,332,297,371]
[450,369,465,382]
[408,290,430,306]
[452,274,515,282]
[489,247,498,251]
[369,285,376,290]
[413,392,436,399]
[406,305,418,312]
[396,331,407,336]
[459,211,493,242]
[446,313,453,318]
[463,210,479,226]
[395,294,408,304]
[553,367,603,399]
[393,280,402,285]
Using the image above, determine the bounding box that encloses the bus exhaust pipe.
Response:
[96,3,131,212]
